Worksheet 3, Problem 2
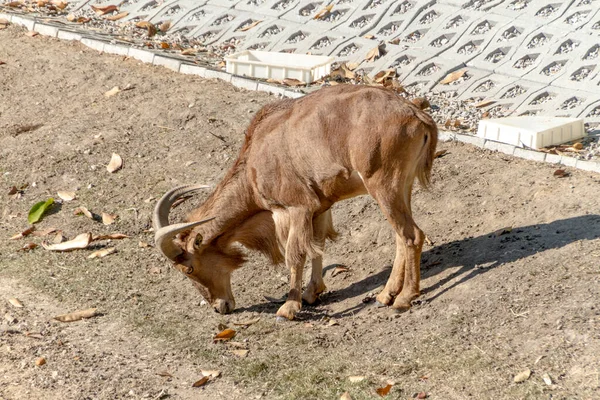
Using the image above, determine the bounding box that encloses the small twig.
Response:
[510,308,529,318]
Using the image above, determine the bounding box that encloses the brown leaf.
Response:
[6,2,22,8]
[282,78,305,87]
[513,369,531,383]
[87,247,117,259]
[10,226,35,240]
[237,20,262,32]
[340,392,353,400]
[135,21,157,37]
[553,169,569,178]
[104,86,121,97]
[54,308,99,322]
[101,212,117,225]
[26,31,39,37]
[159,20,171,32]
[332,265,349,277]
[51,0,67,9]
[90,4,118,15]
[434,149,448,159]
[493,226,512,237]
[313,4,333,19]
[106,11,128,21]
[230,349,249,358]
[73,206,94,220]
[572,142,583,150]
[92,233,129,241]
[376,383,393,396]
[440,69,467,84]
[233,317,260,326]
[35,357,46,366]
[181,48,196,56]
[214,328,236,341]
[106,153,123,173]
[374,69,395,83]
[475,99,496,108]
[42,232,92,251]
[9,298,24,308]
[364,34,374,39]
[192,376,209,387]
[0,60,6,65]
[346,62,359,71]
[57,190,76,201]
[331,63,355,80]
[160,42,170,49]
[389,37,400,45]
[20,242,38,252]
[77,17,91,23]
[52,232,64,244]
[8,186,18,195]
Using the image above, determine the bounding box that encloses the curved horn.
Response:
[152,184,210,231]
[153,184,212,261]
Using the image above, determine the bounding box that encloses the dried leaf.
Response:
[106,11,128,21]
[73,206,94,220]
[440,69,467,84]
[200,370,221,378]
[92,233,129,241]
[159,20,171,32]
[10,226,35,240]
[35,357,46,366]
[282,78,305,87]
[8,186,18,195]
[51,0,67,9]
[57,191,76,201]
[238,20,262,32]
[54,308,98,322]
[52,231,64,244]
[181,48,196,56]
[6,1,23,7]
[135,21,157,37]
[66,13,76,21]
[233,317,260,326]
[365,46,380,62]
[348,376,366,383]
[475,99,496,108]
[9,298,24,308]
[313,4,333,19]
[332,265,349,277]
[572,142,583,150]
[554,169,569,178]
[230,349,249,358]
[104,86,121,97]
[542,373,553,385]
[346,62,359,71]
[106,153,123,173]
[20,242,38,252]
[77,16,91,23]
[434,149,448,159]
[493,226,512,237]
[42,232,91,251]
[160,42,170,49]
[90,4,118,15]
[192,376,209,387]
[340,392,353,400]
[331,63,355,80]
[374,69,395,83]
[513,369,531,383]
[214,328,236,341]
[389,37,401,45]
[87,247,117,259]
[364,34,374,39]
[376,383,393,396]
[101,212,117,225]
[32,227,57,237]
[28,198,54,224]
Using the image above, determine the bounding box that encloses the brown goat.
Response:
[153,84,438,320]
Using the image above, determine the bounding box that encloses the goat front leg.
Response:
[276,208,314,320]
[302,210,333,305]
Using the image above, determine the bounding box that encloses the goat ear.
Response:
[193,233,203,249]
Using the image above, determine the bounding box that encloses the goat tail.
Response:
[416,120,439,189]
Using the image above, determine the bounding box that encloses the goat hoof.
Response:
[374,301,388,308]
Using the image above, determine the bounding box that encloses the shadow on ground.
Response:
[236,214,600,319]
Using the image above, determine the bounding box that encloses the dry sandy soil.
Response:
[1,24,600,400]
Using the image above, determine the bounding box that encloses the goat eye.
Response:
[193,234,203,249]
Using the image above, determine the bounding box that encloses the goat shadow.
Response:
[235,214,600,319]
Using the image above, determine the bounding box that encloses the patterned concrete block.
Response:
[179,63,207,77]
[514,147,547,162]
[128,47,155,63]
[81,38,106,52]
[154,54,182,71]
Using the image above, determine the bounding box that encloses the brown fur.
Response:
[165,84,438,319]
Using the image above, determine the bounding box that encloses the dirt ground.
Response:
[1,24,600,400]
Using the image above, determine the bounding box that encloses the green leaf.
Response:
[28,198,54,224]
